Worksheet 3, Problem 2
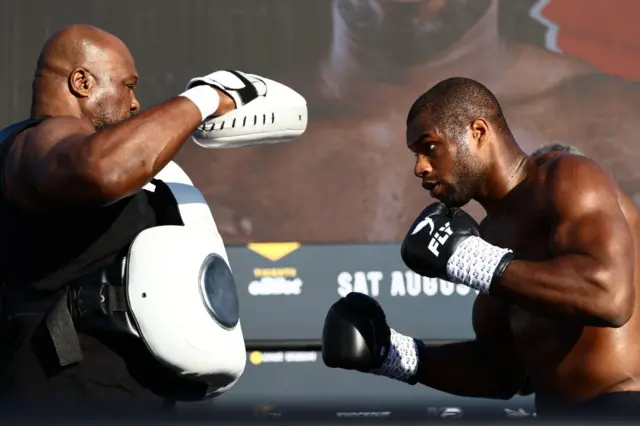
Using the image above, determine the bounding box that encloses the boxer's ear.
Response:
[68,68,92,98]
[470,119,489,148]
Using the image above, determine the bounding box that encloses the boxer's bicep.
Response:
[546,156,635,315]
[414,294,525,398]
[547,157,634,281]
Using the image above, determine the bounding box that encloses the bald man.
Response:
[0,24,293,414]
[321,77,640,419]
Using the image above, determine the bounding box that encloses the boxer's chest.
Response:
[480,213,558,339]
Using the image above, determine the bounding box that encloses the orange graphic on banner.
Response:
[247,242,301,262]
[535,0,640,81]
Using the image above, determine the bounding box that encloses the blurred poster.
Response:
[174,0,640,244]
[2,0,639,245]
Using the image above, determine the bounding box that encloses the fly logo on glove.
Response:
[401,202,514,294]
[428,222,453,257]
[411,217,435,236]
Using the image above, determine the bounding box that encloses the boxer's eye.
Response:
[422,142,436,155]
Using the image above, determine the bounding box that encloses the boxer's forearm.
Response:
[415,341,523,399]
[77,98,203,203]
[494,254,633,328]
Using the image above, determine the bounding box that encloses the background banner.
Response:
[231,242,477,343]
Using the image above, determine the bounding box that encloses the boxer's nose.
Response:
[414,154,433,178]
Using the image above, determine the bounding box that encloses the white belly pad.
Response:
[123,161,246,397]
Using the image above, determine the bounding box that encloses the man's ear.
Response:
[470,118,489,148]
[68,68,92,98]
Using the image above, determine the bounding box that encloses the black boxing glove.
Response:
[321,292,421,384]
[401,202,514,294]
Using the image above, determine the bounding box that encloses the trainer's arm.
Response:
[5,90,234,211]
[493,156,635,328]
[414,295,526,399]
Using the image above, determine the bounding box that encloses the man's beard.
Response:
[444,145,485,207]
[91,108,132,130]
[334,0,493,69]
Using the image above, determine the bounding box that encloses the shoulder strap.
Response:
[0,116,49,147]
[0,117,49,182]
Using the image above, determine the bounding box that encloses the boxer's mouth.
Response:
[422,181,441,197]
[422,181,438,191]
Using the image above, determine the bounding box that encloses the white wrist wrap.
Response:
[446,236,512,294]
[180,85,220,122]
[371,329,419,383]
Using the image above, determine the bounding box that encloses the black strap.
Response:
[45,295,83,366]
[224,70,260,103]
[148,179,184,226]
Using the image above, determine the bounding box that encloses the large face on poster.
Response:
[174,0,640,245]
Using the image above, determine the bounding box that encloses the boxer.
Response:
[322,77,640,419]
[0,24,305,414]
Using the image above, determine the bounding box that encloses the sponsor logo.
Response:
[337,271,477,298]
[253,404,282,418]
[246,242,303,296]
[249,268,302,296]
[411,217,435,236]
[427,407,463,419]
[247,242,300,262]
[336,411,391,418]
[427,222,452,257]
[505,408,535,418]
[249,351,317,365]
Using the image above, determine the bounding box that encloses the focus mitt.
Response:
[187,70,308,149]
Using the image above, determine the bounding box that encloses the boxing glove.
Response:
[401,202,514,294]
[321,292,420,384]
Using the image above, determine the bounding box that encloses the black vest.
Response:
[0,118,183,295]
[0,118,183,364]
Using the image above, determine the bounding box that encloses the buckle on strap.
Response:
[4,257,129,367]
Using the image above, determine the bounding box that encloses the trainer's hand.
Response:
[401,202,480,280]
[213,89,236,117]
[186,70,308,149]
[321,292,391,372]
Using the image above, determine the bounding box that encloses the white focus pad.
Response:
[126,225,246,396]
[187,70,308,149]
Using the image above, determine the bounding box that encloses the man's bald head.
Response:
[32,24,140,128]
[35,25,131,80]
[405,78,519,207]
[406,77,510,141]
